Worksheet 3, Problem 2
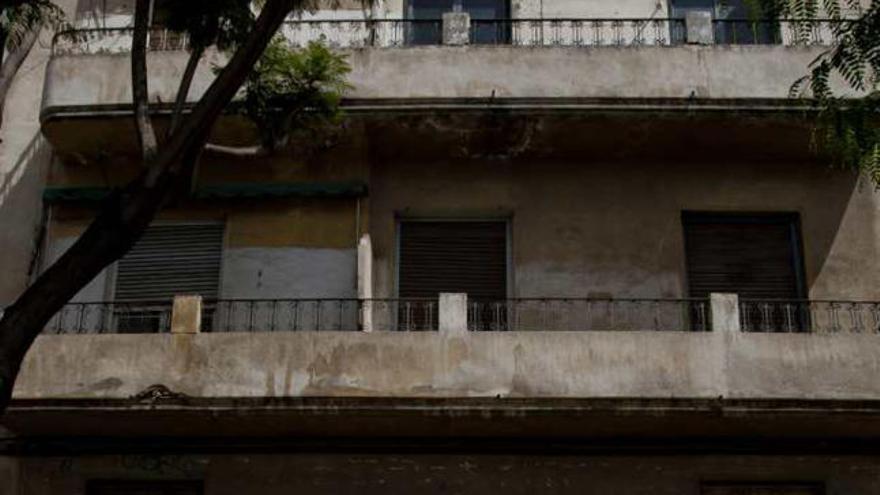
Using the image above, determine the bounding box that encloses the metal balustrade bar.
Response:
[46,301,173,334]
[203,298,438,332]
[467,298,710,332]
[51,17,852,55]
[740,299,880,334]
[39,296,880,334]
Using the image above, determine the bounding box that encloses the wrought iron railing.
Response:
[52,27,188,55]
[467,298,710,332]
[203,298,438,332]
[46,300,174,334]
[280,19,443,48]
[51,17,850,55]
[711,18,854,45]
[469,18,686,46]
[740,299,880,333]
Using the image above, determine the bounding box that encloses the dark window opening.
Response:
[407,0,510,45]
[669,0,781,44]
[398,220,508,330]
[683,212,808,331]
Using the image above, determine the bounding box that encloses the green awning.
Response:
[194,181,367,200]
[43,187,110,203]
[44,181,368,204]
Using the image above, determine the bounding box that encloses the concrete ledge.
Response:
[12,330,880,401]
[41,44,842,119]
[8,396,880,442]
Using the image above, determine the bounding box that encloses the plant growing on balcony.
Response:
[206,37,351,158]
[0,0,357,413]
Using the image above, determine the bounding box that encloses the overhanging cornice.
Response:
[39,97,823,126]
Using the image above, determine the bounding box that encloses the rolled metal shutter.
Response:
[683,213,805,299]
[114,224,224,301]
[398,221,508,300]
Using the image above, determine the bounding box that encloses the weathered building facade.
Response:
[2,0,880,493]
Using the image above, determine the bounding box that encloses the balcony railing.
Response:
[51,17,852,55]
[204,298,438,332]
[280,19,443,48]
[467,298,710,332]
[52,27,188,55]
[469,18,686,46]
[740,299,880,334]
[712,18,853,45]
[45,300,173,334]
[39,296,880,334]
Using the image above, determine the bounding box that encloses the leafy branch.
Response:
[207,38,352,158]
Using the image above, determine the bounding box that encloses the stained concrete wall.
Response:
[370,158,880,301]
[12,330,880,400]
[16,453,880,495]
[0,456,20,495]
[0,0,77,307]
[40,45,857,119]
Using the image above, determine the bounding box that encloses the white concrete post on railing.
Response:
[710,293,741,333]
[171,295,202,334]
[358,234,374,332]
[443,11,470,45]
[685,11,714,44]
[439,293,468,336]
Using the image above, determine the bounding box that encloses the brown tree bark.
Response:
[132,0,158,162]
[169,43,206,136]
[0,0,298,413]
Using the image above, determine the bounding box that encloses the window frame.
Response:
[667,0,782,45]
[681,211,808,301]
[404,0,512,45]
[394,216,513,300]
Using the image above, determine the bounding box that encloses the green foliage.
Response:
[0,0,66,49]
[155,0,256,51]
[757,0,880,186]
[237,37,352,151]
[158,1,370,51]
[814,95,880,185]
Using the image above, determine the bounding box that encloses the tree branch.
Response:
[0,0,298,413]
[132,0,159,164]
[168,43,206,137]
[203,142,272,158]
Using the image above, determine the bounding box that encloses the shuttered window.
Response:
[398,220,508,300]
[114,223,224,301]
[87,480,203,495]
[683,213,806,300]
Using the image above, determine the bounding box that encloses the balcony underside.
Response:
[40,98,823,166]
[6,397,880,450]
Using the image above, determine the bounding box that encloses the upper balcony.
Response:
[37,15,855,165]
[40,16,850,136]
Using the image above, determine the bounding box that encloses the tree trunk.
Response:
[0,0,299,414]
[169,43,206,136]
[132,0,159,162]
